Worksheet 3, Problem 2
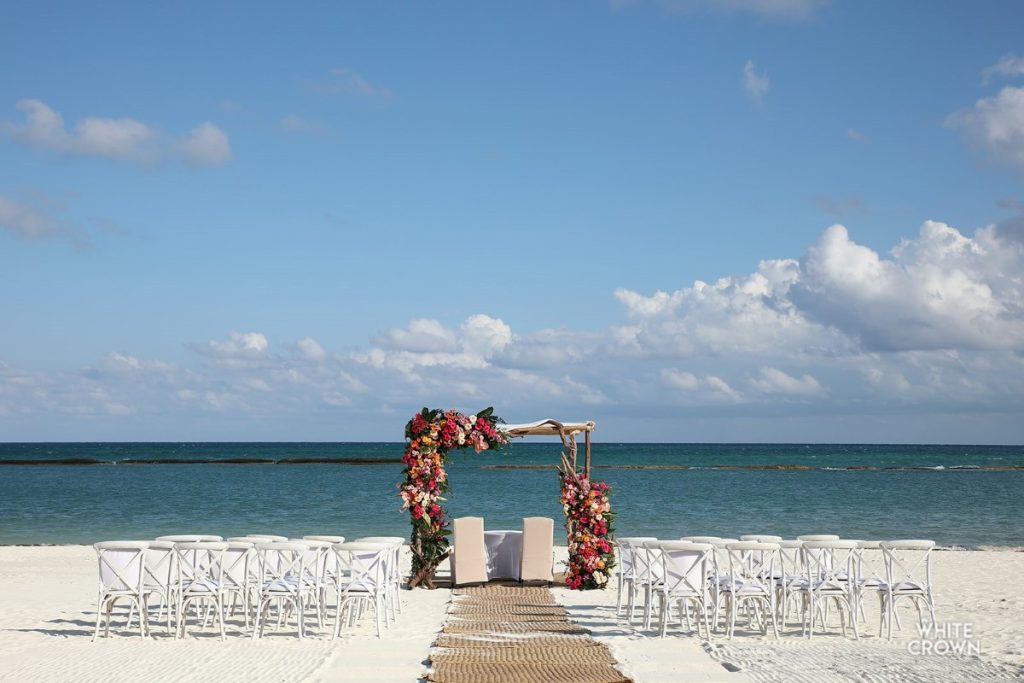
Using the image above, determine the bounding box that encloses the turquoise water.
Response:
[0,442,1021,546]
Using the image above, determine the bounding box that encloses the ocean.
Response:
[1,442,1021,547]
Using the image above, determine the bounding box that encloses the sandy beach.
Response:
[0,545,1021,683]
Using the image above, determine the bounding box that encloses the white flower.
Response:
[594,572,607,585]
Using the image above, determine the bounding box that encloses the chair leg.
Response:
[139,597,149,639]
[92,593,104,642]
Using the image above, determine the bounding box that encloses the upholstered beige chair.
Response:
[520,517,554,584]
[452,516,487,586]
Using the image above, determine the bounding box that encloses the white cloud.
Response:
[312,68,392,99]
[749,366,823,395]
[376,318,460,354]
[1,99,230,167]
[742,60,770,105]
[792,222,1024,352]
[661,368,699,390]
[358,316,513,375]
[981,53,1024,85]
[706,375,743,401]
[177,122,231,166]
[612,257,838,359]
[198,331,269,358]
[0,191,93,249]
[2,219,1023,439]
[460,315,513,357]
[0,193,65,240]
[946,86,1024,172]
[280,114,327,136]
[296,337,327,362]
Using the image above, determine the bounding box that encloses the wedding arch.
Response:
[398,407,616,590]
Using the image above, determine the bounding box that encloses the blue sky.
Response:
[2,1,1023,442]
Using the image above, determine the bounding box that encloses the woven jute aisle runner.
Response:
[425,585,632,683]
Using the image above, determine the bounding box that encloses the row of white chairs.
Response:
[615,534,936,641]
[92,533,406,641]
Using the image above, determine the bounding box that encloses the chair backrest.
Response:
[740,534,782,542]
[353,538,402,582]
[94,541,148,593]
[452,517,487,586]
[854,540,886,582]
[880,540,935,591]
[657,542,712,597]
[294,539,332,581]
[680,536,721,544]
[143,540,176,590]
[174,541,228,592]
[613,540,636,580]
[247,534,288,542]
[777,540,804,578]
[333,542,389,592]
[725,542,780,585]
[155,534,222,542]
[636,541,664,583]
[798,534,840,542]
[710,538,739,577]
[616,537,656,580]
[255,542,310,595]
[521,517,554,582]
[218,542,253,590]
[803,540,858,591]
[304,535,346,544]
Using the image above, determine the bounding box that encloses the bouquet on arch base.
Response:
[559,469,616,590]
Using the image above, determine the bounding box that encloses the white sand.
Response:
[0,546,1021,682]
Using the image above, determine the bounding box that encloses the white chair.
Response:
[719,542,781,639]
[740,535,782,542]
[217,541,254,631]
[451,517,487,587]
[520,517,555,584]
[795,540,860,640]
[174,541,229,640]
[246,534,288,542]
[852,540,886,624]
[304,535,346,543]
[653,542,713,639]
[252,542,318,639]
[635,541,665,630]
[879,540,936,641]
[614,537,655,618]
[708,538,739,631]
[139,540,176,635]
[92,541,150,641]
[355,537,405,618]
[332,542,391,639]
[798,534,840,542]
[679,536,721,544]
[156,535,222,542]
[294,539,333,628]
[774,540,805,627]
[614,536,655,626]
[305,537,347,603]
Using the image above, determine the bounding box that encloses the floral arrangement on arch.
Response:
[560,470,616,590]
[399,407,507,584]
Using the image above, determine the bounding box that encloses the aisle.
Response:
[425,584,631,683]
